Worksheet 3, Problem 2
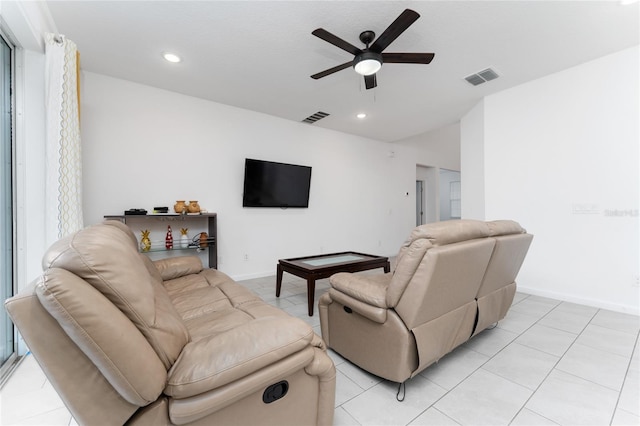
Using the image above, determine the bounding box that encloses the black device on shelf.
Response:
[242,158,312,208]
[124,209,147,215]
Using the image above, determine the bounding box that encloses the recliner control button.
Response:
[263,380,289,403]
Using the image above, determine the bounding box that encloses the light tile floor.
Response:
[1,273,639,425]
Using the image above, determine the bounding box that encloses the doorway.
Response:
[416,165,438,224]
[439,169,461,220]
[417,165,461,224]
[416,180,424,226]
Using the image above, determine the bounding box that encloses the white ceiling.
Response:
[45,0,639,142]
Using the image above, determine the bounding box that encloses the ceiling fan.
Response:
[310,9,435,90]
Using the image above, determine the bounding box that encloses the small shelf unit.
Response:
[104,213,217,269]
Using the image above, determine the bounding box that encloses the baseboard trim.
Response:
[230,270,275,282]
[518,285,639,316]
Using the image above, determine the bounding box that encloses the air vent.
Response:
[464,68,499,86]
[302,111,330,124]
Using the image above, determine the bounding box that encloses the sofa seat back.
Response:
[29,221,192,416]
[390,220,496,374]
[35,267,170,406]
[472,220,534,335]
[41,221,190,368]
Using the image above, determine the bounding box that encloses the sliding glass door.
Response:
[0,32,15,369]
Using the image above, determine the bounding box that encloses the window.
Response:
[0,30,15,376]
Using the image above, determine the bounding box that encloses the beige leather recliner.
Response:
[318,219,532,387]
[5,221,335,425]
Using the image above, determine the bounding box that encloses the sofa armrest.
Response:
[329,272,391,308]
[165,316,315,399]
[328,289,387,324]
[153,256,203,281]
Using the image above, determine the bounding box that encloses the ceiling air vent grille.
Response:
[302,111,330,124]
[464,68,499,86]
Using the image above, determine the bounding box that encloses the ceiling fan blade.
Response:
[382,52,435,64]
[370,9,420,53]
[312,28,362,56]
[364,74,377,90]
[310,61,353,79]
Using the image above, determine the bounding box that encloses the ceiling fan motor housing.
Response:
[359,30,376,46]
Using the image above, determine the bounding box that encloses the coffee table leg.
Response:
[384,261,390,273]
[307,278,315,316]
[276,264,283,297]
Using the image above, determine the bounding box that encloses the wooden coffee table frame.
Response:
[276,251,390,316]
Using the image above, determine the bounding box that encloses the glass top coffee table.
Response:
[276,251,390,316]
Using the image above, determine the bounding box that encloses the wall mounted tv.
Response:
[242,158,312,208]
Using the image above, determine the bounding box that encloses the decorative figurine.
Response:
[180,228,189,249]
[187,201,201,214]
[174,200,186,214]
[199,231,209,248]
[140,230,151,252]
[165,225,173,250]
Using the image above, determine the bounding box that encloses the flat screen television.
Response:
[242,158,312,208]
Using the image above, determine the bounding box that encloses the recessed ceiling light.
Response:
[163,53,181,63]
[356,113,367,119]
[620,0,638,5]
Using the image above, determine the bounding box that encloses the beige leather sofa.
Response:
[5,221,335,425]
[318,219,532,386]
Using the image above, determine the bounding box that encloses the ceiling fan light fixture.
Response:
[353,52,382,76]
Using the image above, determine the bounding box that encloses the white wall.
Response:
[81,72,419,280]
[460,100,485,220]
[395,122,461,172]
[461,46,639,314]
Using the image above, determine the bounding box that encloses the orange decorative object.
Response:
[187,201,201,213]
[174,200,186,214]
[199,232,208,248]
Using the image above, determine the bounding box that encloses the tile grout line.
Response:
[507,301,600,424]
[608,331,640,425]
[404,294,548,425]
[403,293,536,425]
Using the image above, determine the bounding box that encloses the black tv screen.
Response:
[242,158,312,208]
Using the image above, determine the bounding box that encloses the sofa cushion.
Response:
[327,289,388,323]
[165,317,315,398]
[329,272,390,308]
[389,238,432,307]
[405,219,490,246]
[103,219,139,247]
[42,222,189,369]
[154,256,204,281]
[35,267,167,406]
[487,220,526,236]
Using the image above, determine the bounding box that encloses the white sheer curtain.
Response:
[45,33,83,245]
